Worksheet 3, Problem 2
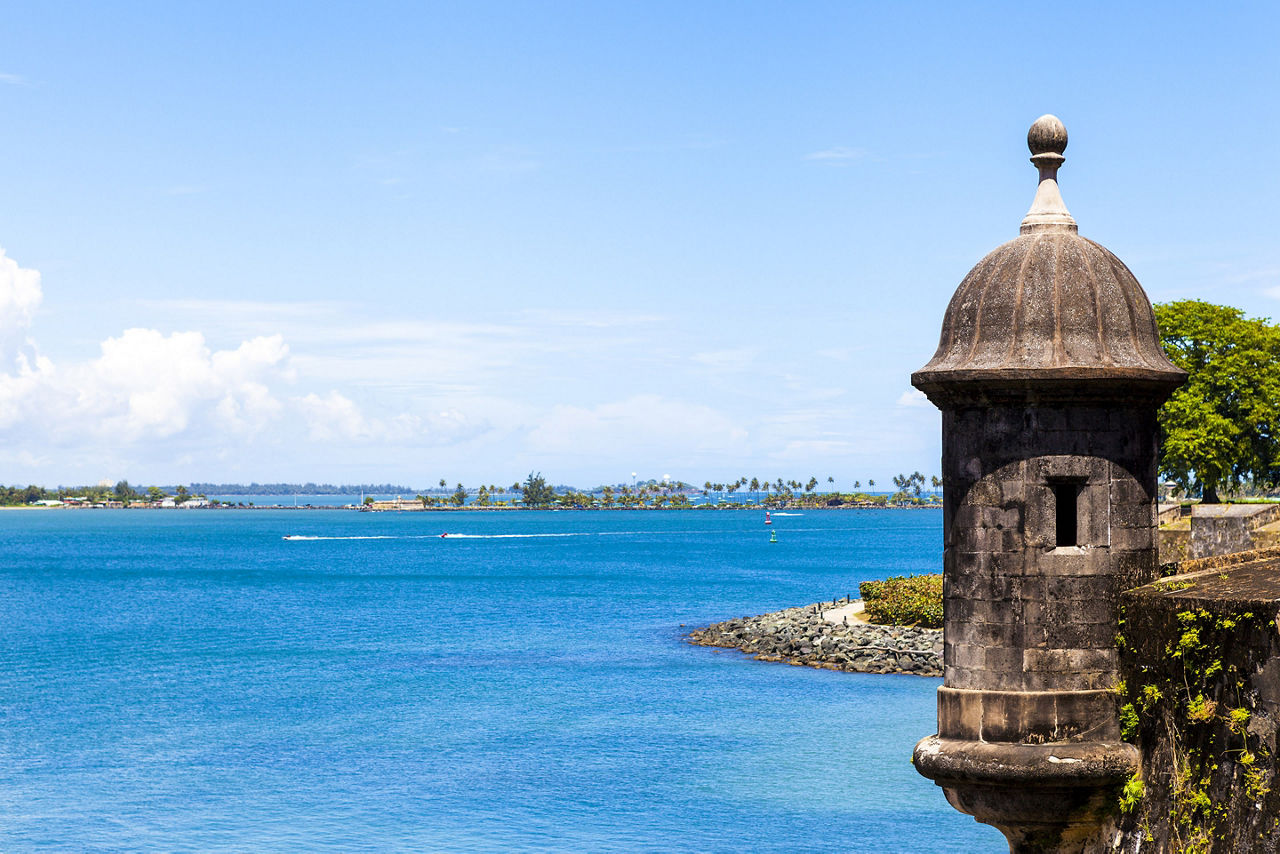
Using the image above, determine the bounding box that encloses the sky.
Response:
[1,1,1277,489]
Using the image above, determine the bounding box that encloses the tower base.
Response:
[913,736,1137,854]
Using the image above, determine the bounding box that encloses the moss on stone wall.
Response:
[1114,583,1280,853]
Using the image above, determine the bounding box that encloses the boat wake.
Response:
[439,532,581,539]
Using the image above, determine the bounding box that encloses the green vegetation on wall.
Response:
[1116,601,1278,852]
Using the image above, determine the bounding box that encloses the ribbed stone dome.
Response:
[912,116,1186,402]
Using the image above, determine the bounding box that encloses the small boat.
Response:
[441,532,449,538]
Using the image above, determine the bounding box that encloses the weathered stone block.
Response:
[938,687,984,740]
[1112,501,1155,528]
[983,646,1023,674]
[1110,525,1155,551]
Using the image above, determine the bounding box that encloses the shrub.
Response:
[859,574,943,628]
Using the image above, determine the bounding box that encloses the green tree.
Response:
[147,486,165,502]
[520,471,555,507]
[452,483,467,506]
[175,485,190,505]
[1155,300,1280,502]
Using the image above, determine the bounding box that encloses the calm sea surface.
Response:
[0,508,1004,852]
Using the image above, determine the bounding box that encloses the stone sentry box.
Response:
[911,116,1186,853]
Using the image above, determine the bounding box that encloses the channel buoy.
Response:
[769,530,777,544]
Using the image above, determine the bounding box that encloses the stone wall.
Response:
[1188,503,1280,560]
[1159,503,1280,566]
[1158,522,1191,566]
[1157,503,1183,527]
[1113,555,1280,852]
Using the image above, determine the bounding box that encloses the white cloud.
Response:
[0,244,941,485]
[0,352,56,430]
[0,245,294,446]
[0,73,27,86]
[296,391,372,441]
[64,329,290,440]
[0,247,43,358]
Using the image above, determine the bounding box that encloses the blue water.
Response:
[0,509,1004,852]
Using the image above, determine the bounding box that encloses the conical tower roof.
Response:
[911,116,1186,404]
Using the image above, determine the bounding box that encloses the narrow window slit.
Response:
[1052,482,1079,547]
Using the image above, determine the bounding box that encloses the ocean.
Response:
[0,507,1004,852]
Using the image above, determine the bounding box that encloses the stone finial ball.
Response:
[1027,114,1068,155]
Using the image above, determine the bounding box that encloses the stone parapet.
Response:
[1112,557,1280,851]
[1188,502,1280,559]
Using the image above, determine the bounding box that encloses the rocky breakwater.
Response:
[688,599,942,676]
